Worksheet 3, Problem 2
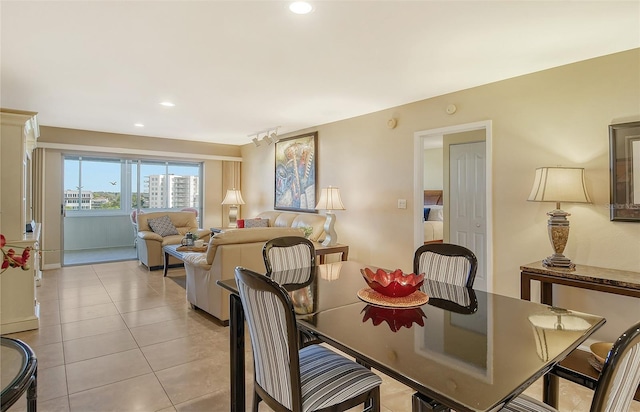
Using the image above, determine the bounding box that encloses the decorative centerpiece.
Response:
[1,234,31,274]
[361,267,424,297]
[358,267,428,308]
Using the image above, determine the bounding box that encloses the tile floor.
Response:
[3,260,639,412]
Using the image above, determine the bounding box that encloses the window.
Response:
[64,156,202,216]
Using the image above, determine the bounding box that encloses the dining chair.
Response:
[263,236,319,347]
[501,320,640,412]
[235,266,382,412]
[263,236,315,274]
[413,243,478,288]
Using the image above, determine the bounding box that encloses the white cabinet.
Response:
[1,224,41,334]
[1,109,39,240]
[1,109,40,334]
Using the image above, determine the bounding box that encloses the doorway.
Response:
[413,121,493,292]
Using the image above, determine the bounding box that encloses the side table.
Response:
[312,243,349,264]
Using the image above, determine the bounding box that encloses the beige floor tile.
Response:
[141,330,228,371]
[39,365,69,402]
[56,277,103,290]
[39,309,62,327]
[65,348,152,394]
[155,356,229,405]
[61,314,127,341]
[59,302,120,324]
[8,394,71,412]
[130,317,211,347]
[36,286,60,302]
[34,341,65,369]
[107,285,162,301]
[58,292,113,310]
[62,329,138,364]
[113,295,173,313]
[4,324,62,348]
[173,390,233,412]
[68,373,172,412]
[58,285,107,300]
[120,303,189,328]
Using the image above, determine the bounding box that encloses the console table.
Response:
[520,261,640,406]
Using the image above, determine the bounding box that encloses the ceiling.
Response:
[1,1,639,146]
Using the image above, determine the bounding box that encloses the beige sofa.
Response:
[137,211,210,270]
[182,227,305,322]
[254,211,326,242]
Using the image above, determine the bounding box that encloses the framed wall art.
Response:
[274,131,317,212]
[609,121,640,221]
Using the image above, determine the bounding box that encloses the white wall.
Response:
[241,49,640,342]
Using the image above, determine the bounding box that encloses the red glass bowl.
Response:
[360,267,424,297]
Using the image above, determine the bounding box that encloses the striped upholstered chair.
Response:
[263,236,315,274]
[235,267,382,412]
[413,243,478,288]
[263,236,319,346]
[501,320,640,412]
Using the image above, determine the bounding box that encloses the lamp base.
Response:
[542,254,575,269]
[543,208,575,270]
[228,206,239,228]
[321,211,338,246]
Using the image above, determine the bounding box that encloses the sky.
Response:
[64,159,199,192]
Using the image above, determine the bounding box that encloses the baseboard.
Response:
[43,263,62,270]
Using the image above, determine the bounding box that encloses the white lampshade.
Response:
[221,189,246,205]
[315,186,345,211]
[527,167,591,204]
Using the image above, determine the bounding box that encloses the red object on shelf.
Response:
[237,219,245,228]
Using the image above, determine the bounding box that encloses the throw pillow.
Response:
[245,218,269,228]
[427,205,444,222]
[148,215,180,237]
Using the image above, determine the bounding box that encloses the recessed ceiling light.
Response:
[134,123,144,127]
[160,101,175,107]
[289,1,313,14]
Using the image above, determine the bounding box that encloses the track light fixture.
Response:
[249,127,280,147]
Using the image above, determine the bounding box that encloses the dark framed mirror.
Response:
[609,121,640,221]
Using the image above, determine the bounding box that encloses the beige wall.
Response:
[240,49,640,342]
[38,127,240,267]
[423,148,443,189]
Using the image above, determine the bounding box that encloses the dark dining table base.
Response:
[228,293,245,412]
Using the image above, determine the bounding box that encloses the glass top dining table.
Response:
[216,260,605,412]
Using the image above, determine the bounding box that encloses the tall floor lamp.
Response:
[221,189,245,228]
[528,167,591,269]
[315,186,345,246]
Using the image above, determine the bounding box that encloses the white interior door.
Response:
[449,141,487,291]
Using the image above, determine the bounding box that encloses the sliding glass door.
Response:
[62,155,202,265]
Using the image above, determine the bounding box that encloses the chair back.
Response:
[263,236,315,274]
[423,279,478,314]
[413,243,478,288]
[591,321,640,412]
[234,267,303,411]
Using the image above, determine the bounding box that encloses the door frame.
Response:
[413,120,493,292]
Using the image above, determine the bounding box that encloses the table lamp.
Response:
[315,186,345,246]
[527,167,591,269]
[221,188,245,228]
